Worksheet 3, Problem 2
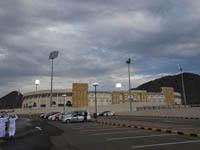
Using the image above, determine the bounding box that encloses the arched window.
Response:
[66,101,72,107]
[33,102,37,107]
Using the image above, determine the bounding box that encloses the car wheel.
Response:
[66,119,70,123]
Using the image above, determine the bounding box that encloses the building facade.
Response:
[22,83,182,109]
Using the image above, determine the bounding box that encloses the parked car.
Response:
[44,112,59,119]
[59,112,73,120]
[62,110,91,123]
[99,111,115,116]
[40,113,45,118]
[51,113,62,121]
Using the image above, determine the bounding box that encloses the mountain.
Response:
[0,91,23,109]
[135,72,200,104]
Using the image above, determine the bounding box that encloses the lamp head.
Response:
[126,58,131,64]
[92,82,99,86]
[178,64,183,72]
[35,80,40,85]
[116,83,122,88]
[49,51,59,59]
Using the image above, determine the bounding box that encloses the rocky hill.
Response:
[0,91,23,109]
[135,72,200,104]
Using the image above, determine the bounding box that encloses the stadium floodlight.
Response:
[92,82,99,121]
[126,58,133,112]
[178,64,187,105]
[92,83,99,86]
[116,83,122,89]
[49,51,59,107]
[35,80,40,91]
[49,51,58,59]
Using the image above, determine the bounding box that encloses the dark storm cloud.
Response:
[0,0,200,96]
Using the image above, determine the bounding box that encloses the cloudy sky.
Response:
[0,0,200,97]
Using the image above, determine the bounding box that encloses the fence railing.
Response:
[136,104,200,111]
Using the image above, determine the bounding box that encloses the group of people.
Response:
[0,114,18,139]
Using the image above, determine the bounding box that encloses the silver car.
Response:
[62,111,91,123]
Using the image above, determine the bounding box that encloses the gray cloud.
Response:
[0,0,200,97]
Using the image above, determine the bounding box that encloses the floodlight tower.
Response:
[35,80,40,91]
[126,58,133,112]
[49,51,59,107]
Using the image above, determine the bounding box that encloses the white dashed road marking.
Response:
[81,127,131,132]
[72,126,119,130]
[92,130,150,136]
[131,140,200,149]
[107,134,177,141]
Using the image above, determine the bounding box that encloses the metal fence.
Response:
[136,104,200,111]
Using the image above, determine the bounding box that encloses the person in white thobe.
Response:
[0,115,8,138]
[8,115,18,138]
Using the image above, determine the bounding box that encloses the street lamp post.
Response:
[62,94,67,113]
[92,83,99,121]
[35,80,40,91]
[178,64,187,105]
[126,58,133,112]
[49,51,59,107]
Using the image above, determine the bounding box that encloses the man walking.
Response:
[84,111,87,122]
[0,114,8,139]
[8,115,18,138]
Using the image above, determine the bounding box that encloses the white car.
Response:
[99,111,115,116]
[48,115,54,120]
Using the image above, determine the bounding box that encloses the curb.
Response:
[94,120,200,138]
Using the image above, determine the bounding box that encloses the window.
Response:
[33,102,37,107]
[68,93,72,96]
[52,101,56,105]
[66,101,72,107]
[40,104,46,108]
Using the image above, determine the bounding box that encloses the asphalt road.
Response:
[48,121,200,150]
[1,117,200,150]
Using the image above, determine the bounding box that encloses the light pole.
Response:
[116,83,122,104]
[35,80,40,91]
[62,94,67,113]
[92,82,99,121]
[178,64,187,105]
[126,58,133,112]
[49,51,59,107]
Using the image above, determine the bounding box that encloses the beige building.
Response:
[22,83,182,109]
